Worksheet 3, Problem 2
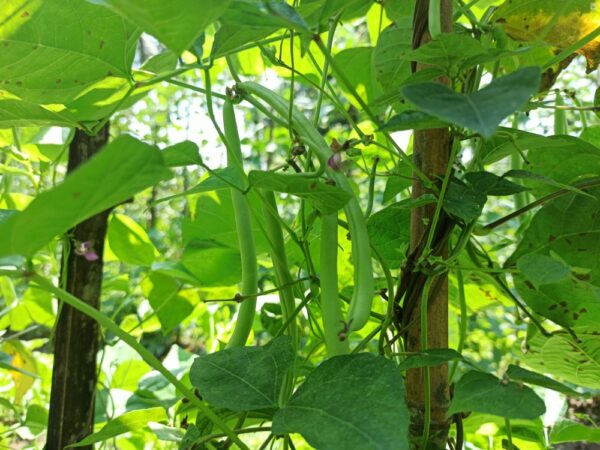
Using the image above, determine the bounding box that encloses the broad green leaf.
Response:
[0,135,172,258]
[182,190,268,253]
[368,196,436,267]
[373,20,412,95]
[444,179,487,222]
[248,170,351,214]
[68,407,168,447]
[509,188,600,327]
[0,97,79,129]
[449,371,546,419]
[272,353,409,450]
[0,285,54,331]
[107,214,158,266]
[367,200,412,268]
[142,272,195,334]
[161,141,201,167]
[0,0,139,104]
[24,404,47,434]
[189,336,294,411]
[408,33,487,75]
[220,0,308,32]
[403,67,542,138]
[493,0,600,71]
[523,327,600,389]
[333,47,382,109]
[505,365,581,397]
[483,130,600,190]
[181,241,242,287]
[93,0,233,53]
[212,25,274,58]
[550,420,600,444]
[516,253,571,289]
[580,125,600,145]
[211,0,310,57]
[397,349,462,371]
[464,172,529,196]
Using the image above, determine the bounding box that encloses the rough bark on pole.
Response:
[46,125,110,450]
[405,1,453,448]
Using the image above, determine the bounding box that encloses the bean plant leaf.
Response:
[0,0,139,104]
[402,67,542,138]
[68,407,168,447]
[189,336,295,411]
[444,179,487,222]
[92,0,233,54]
[448,371,546,419]
[181,240,242,287]
[505,365,582,397]
[142,272,195,334]
[522,327,600,389]
[0,135,172,258]
[248,170,351,214]
[408,33,488,75]
[550,420,600,444]
[219,0,307,32]
[0,97,79,129]
[161,141,202,167]
[493,0,600,72]
[508,188,600,328]
[272,353,409,450]
[373,20,413,95]
[107,214,159,266]
[367,198,427,267]
[482,130,600,191]
[464,172,529,196]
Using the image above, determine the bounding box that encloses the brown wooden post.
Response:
[46,125,110,450]
[405,1,454,448]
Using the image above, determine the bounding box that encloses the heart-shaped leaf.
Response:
[449,371,546,419]
[402,67,541,138]
[189,336,294,412]
[273,353,409,450]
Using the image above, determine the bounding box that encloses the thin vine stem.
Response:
[30,272,249,450]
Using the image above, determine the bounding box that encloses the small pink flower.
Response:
[74,240,99,261]
[328,152,342,171]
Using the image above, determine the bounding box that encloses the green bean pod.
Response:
[237,82,374,332]
[554,90,568,136]
[428,0,442,39]
[224,99,258,348]
[320,213,350,356]
[260,189,297,401]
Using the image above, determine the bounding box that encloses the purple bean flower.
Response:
[74,240,99,261]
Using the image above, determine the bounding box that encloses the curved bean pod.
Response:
[224,99,258,348]
[237,82,374,332]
